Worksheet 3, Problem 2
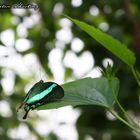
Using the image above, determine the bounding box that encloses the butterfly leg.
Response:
[23,108,31,119]
[22,104,31,119]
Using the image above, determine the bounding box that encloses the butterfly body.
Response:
[17,80,64,119]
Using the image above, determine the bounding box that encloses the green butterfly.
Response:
[17,80,64,119]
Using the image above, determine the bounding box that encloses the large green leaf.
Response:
[38,77,119,110]
[65,16,136,67]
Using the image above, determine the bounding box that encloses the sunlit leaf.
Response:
[64,15,136,67]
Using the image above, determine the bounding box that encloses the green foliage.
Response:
[38,77,119,110]
[101,63,117,79]
[1,0,140,139]
[65,15,136,67]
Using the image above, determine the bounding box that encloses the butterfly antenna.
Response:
[16,102,25,112]
[38,64,43,81]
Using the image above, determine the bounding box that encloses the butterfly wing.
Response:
[24,80,45,102]
[29,82,64,109]
[39,82,64,103]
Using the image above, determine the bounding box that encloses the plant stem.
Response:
[109,109,140,135]
[116,97,140,127]
[132,67,140,87]
[109,80,140,128]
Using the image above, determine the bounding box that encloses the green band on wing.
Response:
[26,83,57,104]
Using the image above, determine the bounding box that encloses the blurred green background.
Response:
[0,0,140,140]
